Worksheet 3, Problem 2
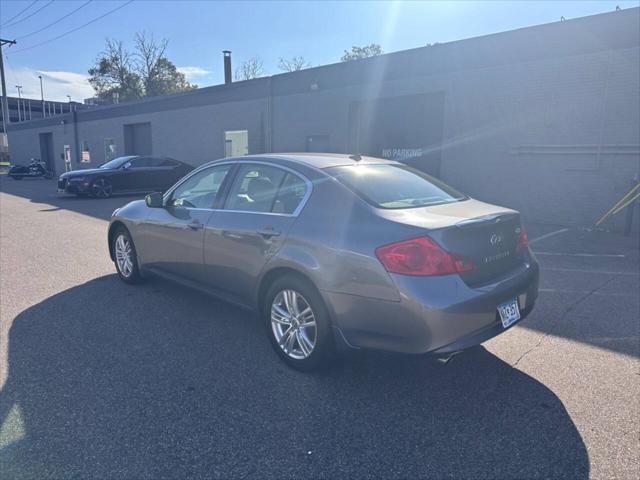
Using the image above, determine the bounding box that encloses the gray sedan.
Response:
[108,154,539,370]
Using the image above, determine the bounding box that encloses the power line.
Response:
[0,0,38,28]
[2,50,20,90]
[8,1,135,54]
[18,1,93,41]
[1,0,55,29]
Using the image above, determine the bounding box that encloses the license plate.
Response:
[498,298,520,328]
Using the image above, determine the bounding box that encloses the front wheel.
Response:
[112,228,143,284]
[91,178,113,198]
[264,275,335,371]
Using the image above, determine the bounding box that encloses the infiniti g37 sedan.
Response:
[58,155,193,198]
[108,153,539,370]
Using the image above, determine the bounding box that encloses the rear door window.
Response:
[225,164,285,213]
[224,164,309,215]
[327,164,466,209]
[273,173,307,214]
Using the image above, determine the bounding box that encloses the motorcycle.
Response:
[8,158,54,180]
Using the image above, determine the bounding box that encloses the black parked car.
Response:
[58,155,193,198]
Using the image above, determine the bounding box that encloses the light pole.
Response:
[38,74,45,118]
[15,85,22,122]
[66,94,71,112]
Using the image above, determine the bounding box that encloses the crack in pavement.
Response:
[511,274,621,368]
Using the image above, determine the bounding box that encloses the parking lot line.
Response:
[539,288,637,297]
[543,267,638,276]
[529,228,570,244]
[534,251,626,258]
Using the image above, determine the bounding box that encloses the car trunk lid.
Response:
[378,199,523,286]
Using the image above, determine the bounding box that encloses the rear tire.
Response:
[112,227,143,284]
[263,274,335,371]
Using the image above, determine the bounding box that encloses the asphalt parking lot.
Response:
[1,176,638,479]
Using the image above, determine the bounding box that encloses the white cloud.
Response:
[177,66,212,80]
[4,65,94,102]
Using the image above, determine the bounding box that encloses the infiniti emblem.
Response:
[490,233,503,247]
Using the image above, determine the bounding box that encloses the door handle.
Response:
[256,227,281,238]
[187,220,203,230]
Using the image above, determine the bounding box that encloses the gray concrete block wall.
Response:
[6,9,639,232]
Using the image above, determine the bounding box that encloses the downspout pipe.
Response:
[72,109,80,165]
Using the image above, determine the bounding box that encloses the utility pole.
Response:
[38,74,45,118]
[1,38,17,153]
[15,85,23,122]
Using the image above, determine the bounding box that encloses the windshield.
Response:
[327,164,467,209]
[99,156,137,169]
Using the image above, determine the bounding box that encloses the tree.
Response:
[88,39,143,102]
[134,32,196,97]
[278,56,311,72]
[235,57,265,81]
[340,43,383,62]
[88,33,196,103]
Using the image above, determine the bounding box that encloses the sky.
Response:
[0,0,638,102]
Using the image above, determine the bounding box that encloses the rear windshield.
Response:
[327,164,467,209]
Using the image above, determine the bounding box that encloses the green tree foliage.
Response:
[340,43,383,62]
[88,33,196,103]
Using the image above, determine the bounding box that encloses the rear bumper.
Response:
[323,254,539,355]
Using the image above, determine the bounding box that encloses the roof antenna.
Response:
[349,154,362,162]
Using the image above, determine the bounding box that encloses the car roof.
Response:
[216,153,399,170]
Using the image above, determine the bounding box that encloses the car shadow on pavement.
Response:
[0,276,588,479]
[0,175,143,222]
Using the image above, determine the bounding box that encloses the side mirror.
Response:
[122,161,132,170]
[145,192,164,208]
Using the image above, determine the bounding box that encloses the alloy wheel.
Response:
[114,234,134,278]
[271,289,317,360]
[92,178,112,198]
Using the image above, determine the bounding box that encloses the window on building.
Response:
[81,141,91,163]
[104,138,116,162]
[224,130,249,157]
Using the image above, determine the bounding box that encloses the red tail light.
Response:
[375,236,474,276]
[516,224,529,254]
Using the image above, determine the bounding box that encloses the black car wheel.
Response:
[10,176,22,180]
[91,178,113,198]
[264,274,335,371]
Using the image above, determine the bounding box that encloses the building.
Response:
[1,96,85,161]
[7,7,640,231]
